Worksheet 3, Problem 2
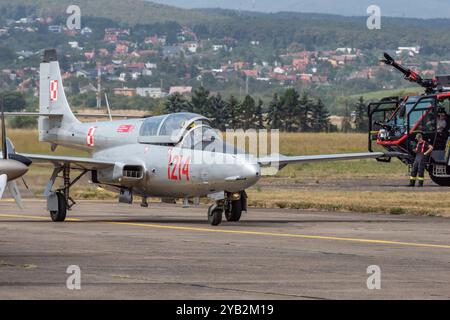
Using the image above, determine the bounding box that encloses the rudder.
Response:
[39,49,79,142]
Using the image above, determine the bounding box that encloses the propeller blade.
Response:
[6,137,14,154]
[0,174,7,199]
[7,180,24,209]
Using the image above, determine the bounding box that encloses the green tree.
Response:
[310,98,330,132]
[354,96,368,132]
[0,91,26,112]
[280,88,300,132]
[9,116,36,129]
[191,86,210,115]
[255,99,265,129]
[240,95,256,130]
[298,92,313,132]
[69,78,80,95]
[267,93,282,130]
[209,93,231,130]
[0,47,15,67]
[165,93,192,113]
[228,95,241,129]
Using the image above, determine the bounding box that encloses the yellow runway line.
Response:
[0,214,81,222]
[108,221,450,250]
[1,213,450,250]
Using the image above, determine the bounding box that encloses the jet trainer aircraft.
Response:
[0,103,32,207]
[17,49,393,225]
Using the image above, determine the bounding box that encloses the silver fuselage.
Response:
[42,117,261,198]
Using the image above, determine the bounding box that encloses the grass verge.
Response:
[247,189,447,217]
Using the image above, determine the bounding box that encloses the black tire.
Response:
[429,173,450,186]
[208,207,223,226]
[429,165,450,186]
[50,192,67,222]
[241,191,247,212]
[225,200,242,222]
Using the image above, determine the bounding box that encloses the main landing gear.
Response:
[207,191,247,226]
[45,165,88,222]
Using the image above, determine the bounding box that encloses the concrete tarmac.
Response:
[0,200,449,300]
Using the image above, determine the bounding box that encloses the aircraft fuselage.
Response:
[41,118,261,198]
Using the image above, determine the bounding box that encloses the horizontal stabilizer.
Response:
[4,112,63,117]
[5,112,140,119]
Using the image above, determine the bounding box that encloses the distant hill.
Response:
[2,0,450,28]
[0,0,227,25]
[2,0,450,55]
[149,0,450,19]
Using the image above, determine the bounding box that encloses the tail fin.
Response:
[39,49,78,141]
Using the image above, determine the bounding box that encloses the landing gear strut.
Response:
[45,165,88,222]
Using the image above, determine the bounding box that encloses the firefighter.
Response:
[409,133,433,187]
[437,108,449,133]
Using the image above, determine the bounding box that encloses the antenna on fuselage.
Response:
[104,93,113,122]
[1,98,7,160]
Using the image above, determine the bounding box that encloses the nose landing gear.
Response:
[208,202,223,226]
[207,191,247,226]
[225,191,247,222]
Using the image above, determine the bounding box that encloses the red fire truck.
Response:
[369,53,450,186]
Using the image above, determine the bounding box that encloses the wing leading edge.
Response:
[258,152,393,167]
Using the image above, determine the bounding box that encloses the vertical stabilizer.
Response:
[39,49,79,142]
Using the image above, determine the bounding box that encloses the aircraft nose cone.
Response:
[242,161,261,184]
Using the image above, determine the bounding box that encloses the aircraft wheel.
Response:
[50,192,67,222]
[225,200,242,222]
[208,204,223,226]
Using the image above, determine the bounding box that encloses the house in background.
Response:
[169,86,192,95]
[113,87,136,97]
[136,87,167,99]
[163,46,184,59]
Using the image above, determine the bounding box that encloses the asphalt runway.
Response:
[1,200,450,300]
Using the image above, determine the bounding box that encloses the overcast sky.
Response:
[149,0,450,19]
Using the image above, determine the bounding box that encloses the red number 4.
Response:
[168,155,190,181]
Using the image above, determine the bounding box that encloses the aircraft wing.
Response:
[18,153,115,170]
[258,152,387,167]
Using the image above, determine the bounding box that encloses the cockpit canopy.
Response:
[139,112,212,144]
[138,112,243,154]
